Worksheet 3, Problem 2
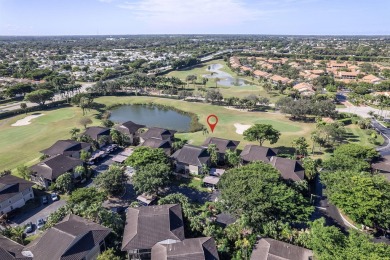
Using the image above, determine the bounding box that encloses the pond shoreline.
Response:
[105,103,203,133]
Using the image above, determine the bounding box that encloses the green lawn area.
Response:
[345,124,384,147]
[94,96,314,150]
[0,106,100,172]
[166,60,283,102]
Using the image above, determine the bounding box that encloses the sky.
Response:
[0,0,389,36]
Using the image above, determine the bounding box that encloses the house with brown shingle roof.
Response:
[250,238,313,260]
[270,75,291,84]
[362,74,382,84]
[30,154,83,189]
[23,214,111,260]
[0,235,32,260]
[140,127,176,143]
[40,140,91,158]
[202,137,240,163]
[253,70,271,79]
[240,145,278,164]
[171,145,210,174]
[270,157,305,181]
[151,237,219,260]
[293,82,315,96]
[0,175,34,215]
[122,204,185,259]
[115,121,146,145]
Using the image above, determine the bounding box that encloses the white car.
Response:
[51,193,59,201]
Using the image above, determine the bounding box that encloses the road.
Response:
[371,120,390,156]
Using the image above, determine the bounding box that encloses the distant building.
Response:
[293,82,315,96]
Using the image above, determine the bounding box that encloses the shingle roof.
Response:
[141,138,172,150]
[40,140,90,156]
[250,238,313,260]
[140,127,176,141]
[122,204,185,251]
[0,175,34,203]
[151,237,219,260]
[171,145,210,167]
[270,157,305,181]
[24,214,111,260]
[83,126,110,140]
[240,145,278,163]
[215,213,236,227]
[116,121,146,135]
[201,137,240,154]
[0,235,32,260]
[29,155,83,180]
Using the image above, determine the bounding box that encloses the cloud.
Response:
[117,0,264,31]
[98,0,115,3]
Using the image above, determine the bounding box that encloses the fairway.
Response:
[166,60,282,101]
[94,96,313,149]
[0,106,100,172]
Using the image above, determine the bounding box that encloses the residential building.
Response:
[240,145,278,164]
[362,74,382,84]
[122,204,185,259]
[0,175,34,215]
[270,75,291,85]
[337,71,358,80]
[83,126,111,143]
[140,127,176,143]
[30,154,83,188]
[253,70,271,79]
[140,138,172,155]
[151,237,219,260]
[40,140,91,158]
[293,82,315,96]
[202,137,240,163]
[171,145,210,174]
[250,238,313,260]
[0,235,32,260]
[270,157,305,181]
[23,214,111,260]
[115,121,146,145]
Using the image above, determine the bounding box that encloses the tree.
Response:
[333,143,379,162]
[16,165,31,180]
[225,149,240,167]
[24,89,54,106]
[55,172,73,194]
[80,150,91,162]
[207,144,218,166]
[132,162,172,195]
[110,129,129,146]
[219,162,313,228]
[97,249,121,260]
[125,146,170,169]
[291,137,309,156]
[79,117,93,129]
[11,226,25,245]
[205,89,223,104]
[302,158,318,182]
[68,187,106,206]
[94,164,128,196]
[243,124,281,146]
[20,102,27,114]
[321,170,390,230]
[69,128,80,140]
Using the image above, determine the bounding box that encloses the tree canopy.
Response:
[132,162,172,195]
[24,89,54,106]
[125,146,170,169]
[243,124,281,146]
[94,164,128,196]
[219,162,313,228]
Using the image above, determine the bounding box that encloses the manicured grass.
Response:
[94,96,313,150]
[166,60,282,102]
[345,124,384,147]
[0,106,100,172]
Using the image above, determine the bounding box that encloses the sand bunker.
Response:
[234,123,251,134]
[12,114,44,126]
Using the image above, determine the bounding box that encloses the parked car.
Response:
[42,196,48,204]
[36,218,45,229]
[51,193,59,201]
[25,222,34,233]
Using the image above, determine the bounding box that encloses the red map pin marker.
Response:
[207,114,218,133]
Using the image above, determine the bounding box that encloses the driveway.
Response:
[10,199,66,227]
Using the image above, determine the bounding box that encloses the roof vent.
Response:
[22,251,34,257]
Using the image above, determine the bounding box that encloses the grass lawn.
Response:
[166,60,282,102]
[0,106,100,173]
[345,124,384,147]
[95,96,315,150]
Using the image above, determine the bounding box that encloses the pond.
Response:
[203,63,250,87]
[109,104,192,132]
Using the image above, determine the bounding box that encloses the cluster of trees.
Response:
[225,94,270,110]
[311,120,347,152]
[125,147,173,196]
[276,97,337,120]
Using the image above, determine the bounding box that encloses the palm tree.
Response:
[70,128,80,140]
[11,226,25,245]
[214,77,220,88]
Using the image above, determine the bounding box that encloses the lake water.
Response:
[203,63,249,87]
[109,104,192,132]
